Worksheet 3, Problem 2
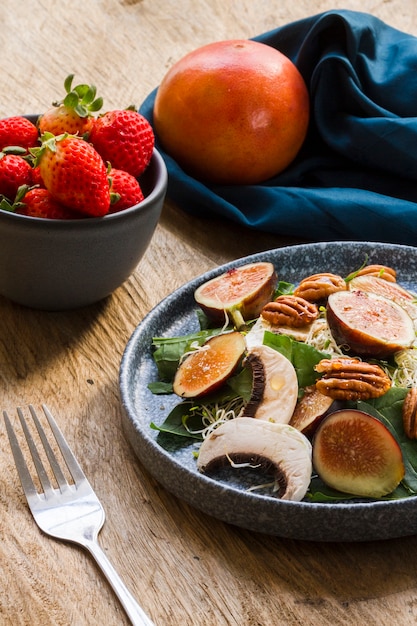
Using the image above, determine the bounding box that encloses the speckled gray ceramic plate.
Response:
[119,241,417,542]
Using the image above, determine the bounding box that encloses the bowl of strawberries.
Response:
[0,76,167,310]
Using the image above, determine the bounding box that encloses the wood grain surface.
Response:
[1,1,417,625]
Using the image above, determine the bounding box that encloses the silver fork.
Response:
[3,404,155,626]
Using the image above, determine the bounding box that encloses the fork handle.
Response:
[84,538,156,626]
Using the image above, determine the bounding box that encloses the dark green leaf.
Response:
[263,331,330,388]
[150,402,203,439]
[196,308,214,329]
[151,328,222,381]
[274,280,295,297]
[307,474,410,502]
[227,367,253,402]
[147,381,173,394]
[307,476,358,502]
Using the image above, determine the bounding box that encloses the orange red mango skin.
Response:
[153,39,310,185]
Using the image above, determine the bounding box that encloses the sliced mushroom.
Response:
[197,417,312,501]
[242,344,298,423]
[244,316,268,350]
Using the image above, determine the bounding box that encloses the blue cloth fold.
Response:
[140,10,417,245]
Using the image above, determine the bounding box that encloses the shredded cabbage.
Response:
[304,318,344,357]
[393,348,417,387]
[184,397,245,439]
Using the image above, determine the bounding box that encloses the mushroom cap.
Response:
[242,344,298,423]
[197,417,312,501]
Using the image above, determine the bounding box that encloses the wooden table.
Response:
[2,1,417,624]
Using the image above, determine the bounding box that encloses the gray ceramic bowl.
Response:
[120,242,417,542]
[0,128,167,310]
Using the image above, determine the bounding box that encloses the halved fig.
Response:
[349,274,417,322]
[194,261,276,329]
[197,417,312,501]
[313,409,405,498]
[326,289,415,358]
[242,344,298,424]
[289,385,334,437]
[173,331,246,398]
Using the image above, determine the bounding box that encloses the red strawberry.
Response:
[39,106,95,138]
[109,168,144,213]
[36,134,111,217]
[31,165,45,188]
[0,116,39,151]
[89,109,154,177]
[17,187,82,219]
[0,152,33,200]
[38,74,103,138]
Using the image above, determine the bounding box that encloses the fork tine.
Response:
[3,410,39,500]
[4,405,86,498]
[25,405,70,492]
[37,404,86,485]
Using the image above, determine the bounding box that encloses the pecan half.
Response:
[315,357,391,401]
[294,272,347,303]
[355,264,397,283]
[261,295,319,328]
[402,387,417,439]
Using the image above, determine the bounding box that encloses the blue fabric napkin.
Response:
[140,10,417,245]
